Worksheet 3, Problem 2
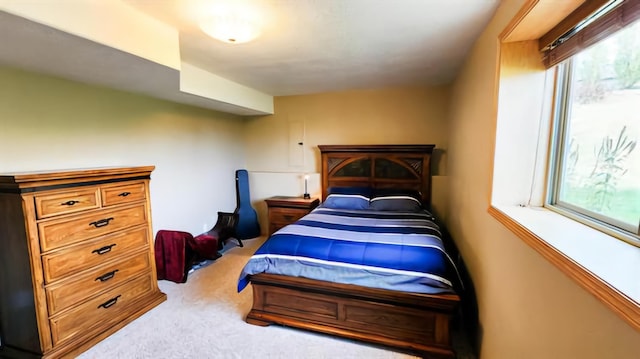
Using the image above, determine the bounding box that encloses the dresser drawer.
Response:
[42,226,149,283]
[38,204,148,252]
[266,197,319,236]
[101,182,146,207]
[49,273,155,346]
[45,251,152,315]
[0,166,163,357]
[269,207,308,224]
[35,188,100,219]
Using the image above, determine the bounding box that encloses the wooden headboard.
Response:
[318,144,435,206]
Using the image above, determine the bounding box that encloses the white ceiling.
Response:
[125,0,501,96]
[0,0,500,114]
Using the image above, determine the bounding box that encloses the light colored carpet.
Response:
[77,236,421,359]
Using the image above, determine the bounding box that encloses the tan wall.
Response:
[446,1,640,358]
[244,87,450,232]
[0,66,246,236]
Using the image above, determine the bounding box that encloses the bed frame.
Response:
[245,145,460,359]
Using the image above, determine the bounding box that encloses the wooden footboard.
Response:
[246,273,460,359]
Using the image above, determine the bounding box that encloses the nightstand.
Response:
[265,196,320,236]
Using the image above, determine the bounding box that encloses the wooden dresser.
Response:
[0,166,166,358]
[265,196,320,236]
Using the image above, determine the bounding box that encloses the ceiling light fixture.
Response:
[199,7,261,44]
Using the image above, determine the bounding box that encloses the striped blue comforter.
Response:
[238,207,456,294]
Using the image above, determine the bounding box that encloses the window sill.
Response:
[488,204,640,330]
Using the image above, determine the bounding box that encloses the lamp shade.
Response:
[199,13,261,44]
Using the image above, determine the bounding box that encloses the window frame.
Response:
[546,56,640,245]
[490,0,640,333]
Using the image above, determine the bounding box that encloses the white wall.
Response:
[0,66,246,236]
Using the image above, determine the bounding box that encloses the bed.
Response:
[238,144,461,359]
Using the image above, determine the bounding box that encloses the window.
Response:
[547,8,640,245]
[492,0,640,334]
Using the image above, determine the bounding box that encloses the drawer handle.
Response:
[91,243,116,255]
[97,295,121,309]
[118,192,131,197]
[89,217,114,228]
[95,269,119,282]
[283,215,294,221]
[61,200,80,206]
